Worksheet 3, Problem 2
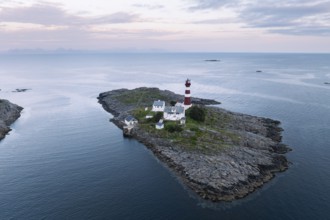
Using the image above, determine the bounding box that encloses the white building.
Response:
[124,116,138,126]
[163,106,185,121]
[152,100,165,112]
[155,120,164,129]
[180,117,186,125]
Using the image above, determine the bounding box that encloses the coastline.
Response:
[0,99,23,141]
[98,87,291,202]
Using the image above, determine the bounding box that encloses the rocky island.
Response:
[205,59,220,62]
[98,87,290,202]
[0,99,23,141]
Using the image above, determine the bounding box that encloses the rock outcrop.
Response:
[98,87,291,202]
[0,99,23,141]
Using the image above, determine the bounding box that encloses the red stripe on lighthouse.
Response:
[184,79,191,106]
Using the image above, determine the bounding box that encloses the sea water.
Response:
[0,53,330,219]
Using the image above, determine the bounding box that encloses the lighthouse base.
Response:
[184,104,192,110]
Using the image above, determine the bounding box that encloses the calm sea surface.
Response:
[0,53,329,219]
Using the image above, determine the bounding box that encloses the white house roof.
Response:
[125,115,137,122]
[153,100,165,107]
[156,122,164,126]
[164,106,185,114]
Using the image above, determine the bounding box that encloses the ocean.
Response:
[0,53,329,219]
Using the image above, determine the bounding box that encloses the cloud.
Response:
[189,0,317,10]
[132,4,164,10]
[193,18,239,24]
[89,12,140,24]
[0,3,174,51]
[0,5,178,52]
[93,29,179,40]
[189,0,330,36]
[0,26,92,50]
[0,26,178,51]
[188,0,236,10]
[241,1,330,28]
[0,3,140,26]
[0,4,70,25]
[241,1,330,35]
[269,26,330,36]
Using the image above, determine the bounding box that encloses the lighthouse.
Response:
[184,79,192,110]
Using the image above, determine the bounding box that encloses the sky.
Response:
[0,0,329,53]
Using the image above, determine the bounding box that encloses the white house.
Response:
[124,116,138,126]
[180,117,186,125]
[152,100,165,112]
[175,102,185,108]
[164,106,185,121]
[155,120,164,129]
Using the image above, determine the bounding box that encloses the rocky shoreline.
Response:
[98,87,291,202]
[0,99,23,141]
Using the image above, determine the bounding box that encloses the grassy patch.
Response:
[131,107,150,119]
[116,90,169,106]
[131,104,238,154]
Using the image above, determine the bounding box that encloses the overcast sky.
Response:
[0,0,329,53]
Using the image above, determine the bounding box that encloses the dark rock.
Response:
[12,88,30,93]
[205,59,220,62]
[0,99,23,141]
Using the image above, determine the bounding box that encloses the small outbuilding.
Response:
[155,120,164,129]
[180,117,186,125]
[124,116,138,126]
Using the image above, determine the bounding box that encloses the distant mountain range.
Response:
[2,48,168,54]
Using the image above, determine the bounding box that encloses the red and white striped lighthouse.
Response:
[184,79,192,109]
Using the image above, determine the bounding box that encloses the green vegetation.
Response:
[122,89,238,154]
[130,105,240,154]
[170,100,177,106]
[153,112,163,123]
[114,89,169,106]
[188,105,206,122]
[165,123,183,133]
[132,107,149,119]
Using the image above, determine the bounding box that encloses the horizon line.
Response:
[1,49,330,55]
